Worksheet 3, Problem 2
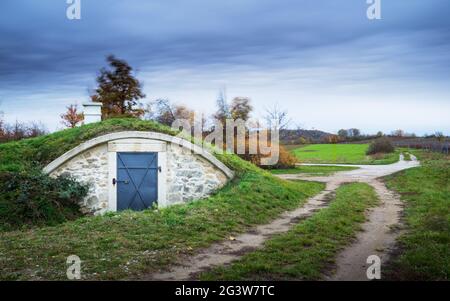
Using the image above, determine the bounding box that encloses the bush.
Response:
[366,138,395,155]
[0,171,89,231]
[235,136,297,169]
[271,145,298,169]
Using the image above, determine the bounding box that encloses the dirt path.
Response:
[325,179,405,280]
[144,154,419,281]
[146,181,340,280]
[281,154,419,281]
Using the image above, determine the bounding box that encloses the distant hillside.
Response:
[280,129,333,144]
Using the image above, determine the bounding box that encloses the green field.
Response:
[291,144,399,165]
[269,165,358,176]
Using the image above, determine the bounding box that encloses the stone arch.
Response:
[44,131,234,214]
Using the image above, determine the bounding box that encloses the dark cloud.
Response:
[0,0,449,133]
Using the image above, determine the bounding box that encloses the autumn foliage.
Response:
[60,104,84,128]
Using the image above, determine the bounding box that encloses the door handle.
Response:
[113,178,130,185]
[158,166,162,173]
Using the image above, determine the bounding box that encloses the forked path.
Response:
[146,155,419,281]
[280,154,420,280]
[147,181,340,280]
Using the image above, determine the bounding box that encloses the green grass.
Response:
[384,151,450,280]
[403,152,412,161]
[292,144,399,165]
[0,118,184,230]
[0,118,325,280]
[0,172,323,280]
[282,144,305,151]
[269,165,359,176]
[0,118,179,172]
[200,183,378,280]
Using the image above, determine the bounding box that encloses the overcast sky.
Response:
[0,0,449,135]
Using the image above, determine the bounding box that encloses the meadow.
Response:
[291,144,399,165]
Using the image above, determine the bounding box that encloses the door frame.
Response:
[107,139,167,211]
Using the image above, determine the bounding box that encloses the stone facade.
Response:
[166,143,228,204]
[50,137,230,214]
[51,144,109,214]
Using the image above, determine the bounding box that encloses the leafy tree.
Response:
[327,134,339,144]
[338,129,349,140]
[91,55,145,119]
[367,138,395,155]
[349,128,361,137]
[60,104,84,128]
[149,99,195,127]
[230,97,252,121]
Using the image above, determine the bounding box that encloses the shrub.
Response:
[0,171,89,231]
[366,138,395,155]
[254,145,297,169]
[271,145,298,169]
[234,135,297,169]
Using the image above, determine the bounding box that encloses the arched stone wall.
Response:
[44,131,234,214]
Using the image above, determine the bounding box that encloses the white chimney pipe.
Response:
[82,102,102,124]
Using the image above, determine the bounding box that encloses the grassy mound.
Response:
[0,117,263,231]
[0,119,181,230]
[0,118,178,172]
[0,118,325,279]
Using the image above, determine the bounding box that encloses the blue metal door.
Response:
[116,152,158,211]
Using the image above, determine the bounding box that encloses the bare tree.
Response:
[27,122,48,137]
[264,104,291,130]
[9,120,27,141]
[435,131,445,142]
[213,89,231,125]
[392,129,404,137]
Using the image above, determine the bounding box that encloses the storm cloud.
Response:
[0,0,449,134]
